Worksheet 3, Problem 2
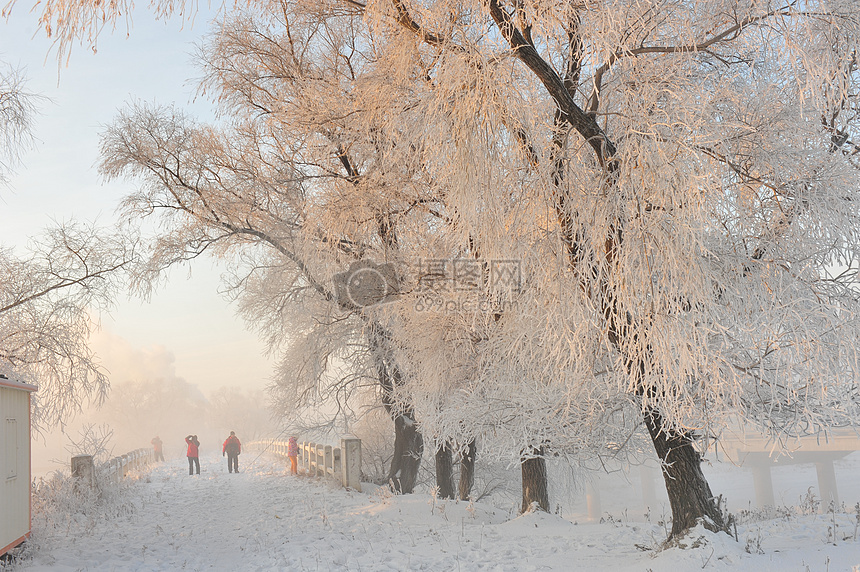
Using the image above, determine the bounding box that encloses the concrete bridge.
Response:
[581,426,860,520]
[717,427,860,508]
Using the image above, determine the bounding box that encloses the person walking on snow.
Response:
[288,436,298,475]
[185,434,200,475]
[151,436,164,462]
[223,431,242,473]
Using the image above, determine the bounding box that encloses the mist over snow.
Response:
[31,329,277,478]
[87,330,198,392]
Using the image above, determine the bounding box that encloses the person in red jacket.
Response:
[185,435,200,475]
[287,436,298,475]
[223,431,241,473]
[151,436,164,462]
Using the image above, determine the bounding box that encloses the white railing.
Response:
[249,436,362,492]
[71,447,154,488]
[101,448,154,483]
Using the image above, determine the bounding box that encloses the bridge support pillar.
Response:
[639,465,657,514]
[751,463,775,508]
[586,479,601,521]
[815,459,839,508]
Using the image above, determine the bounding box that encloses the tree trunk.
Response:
[458,439,476,501]
[370,321,424,494]
[435,441,455,499]
[386,412,424,494]
[489,0,729,539]
[643,407,727,539]
[521,447,549,513]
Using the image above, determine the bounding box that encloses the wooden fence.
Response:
[249,436,362,492]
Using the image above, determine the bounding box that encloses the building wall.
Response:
[0,383,32,555]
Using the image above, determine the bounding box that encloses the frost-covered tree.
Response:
[98,2,434,491]
[363,0,860,539]
[0,62,37,183]
[0,223,137,427]
[95,0,860,541]
[2,0,189,63]
[1,55,135,430]
[6,0,437,499]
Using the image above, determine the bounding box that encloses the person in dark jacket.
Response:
[151,436,164,462]
[185,435,200,475]
[222,431,241,473]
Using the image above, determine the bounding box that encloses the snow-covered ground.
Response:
[7,452,860,571]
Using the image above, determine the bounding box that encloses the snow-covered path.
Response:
[16,453,860,571]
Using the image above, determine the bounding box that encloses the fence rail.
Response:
[71,447,154,488]
[101,448,154,482]
[249,436,361,492]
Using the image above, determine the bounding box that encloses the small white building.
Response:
[0,373,37,556]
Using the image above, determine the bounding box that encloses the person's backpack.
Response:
[226,436,240,454]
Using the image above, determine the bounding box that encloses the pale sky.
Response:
[0,5,274,396]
